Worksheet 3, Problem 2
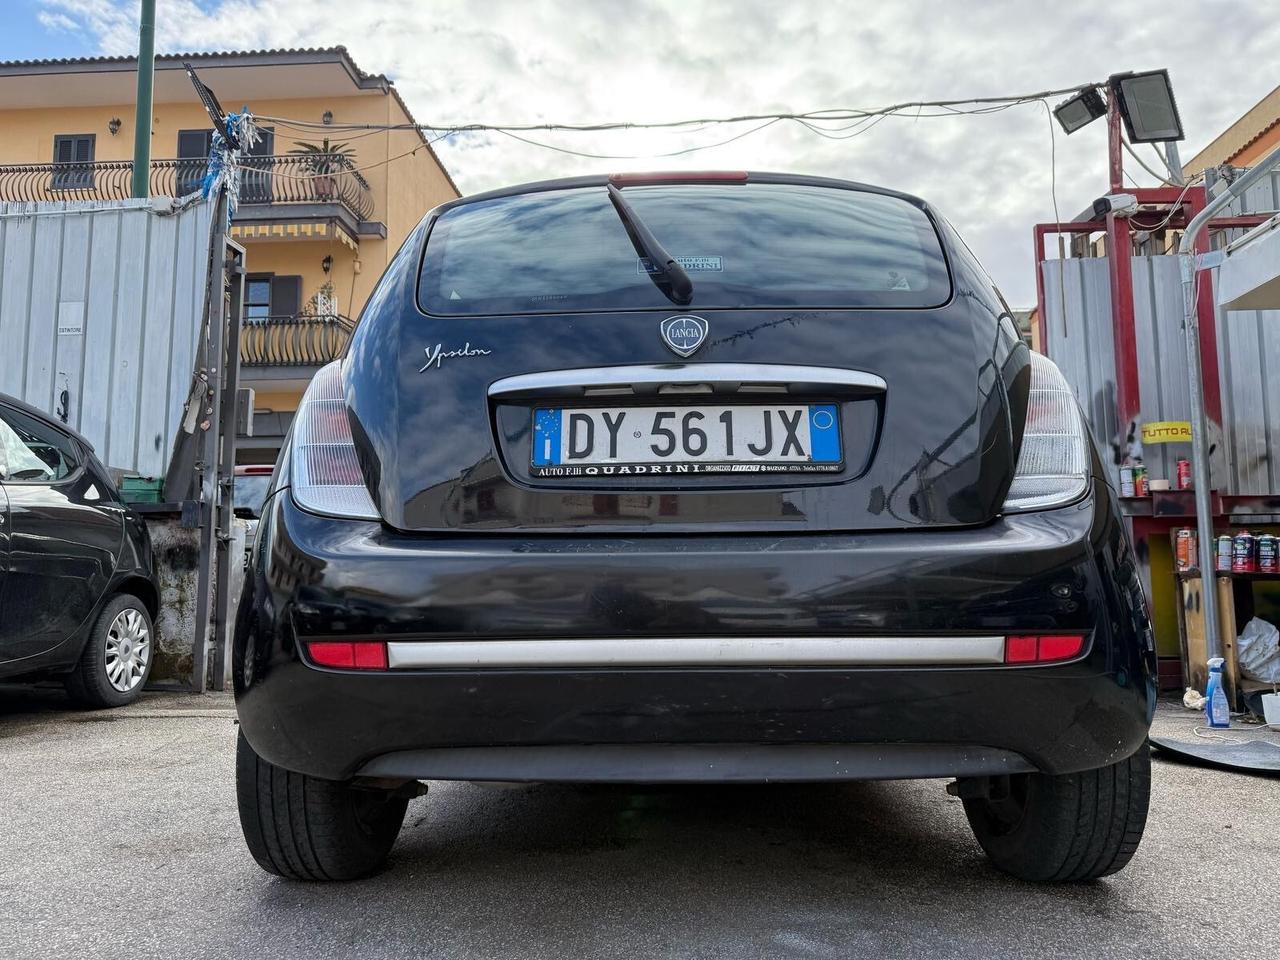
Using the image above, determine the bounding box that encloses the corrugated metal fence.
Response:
[1042,247,1279,496]
[1041,255,1204,484]
[0,197,212,476]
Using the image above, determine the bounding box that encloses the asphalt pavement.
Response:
[0,686,1275,960]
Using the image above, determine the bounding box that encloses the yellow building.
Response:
[0,47,459,461]
[1184,83,1280,175]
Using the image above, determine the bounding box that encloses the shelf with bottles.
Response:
[1172,527,1279,579]
[1176,569,1280,580]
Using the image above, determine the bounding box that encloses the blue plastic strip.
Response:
[808,404,841,462]
[533,409,561,465]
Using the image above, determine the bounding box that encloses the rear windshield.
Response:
[418,182,951,315]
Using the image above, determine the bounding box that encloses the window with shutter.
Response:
[270,276,302,319]
[244,274,302,321]
[51,134,95,190]
[245,276,273,321]
[176,129,214,195]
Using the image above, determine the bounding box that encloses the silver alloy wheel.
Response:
[104,608,150,693]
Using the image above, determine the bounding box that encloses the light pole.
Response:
[130,0,156,199]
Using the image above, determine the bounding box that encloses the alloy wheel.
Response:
[104,608,150,693]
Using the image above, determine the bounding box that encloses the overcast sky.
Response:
[20,0,1280,304]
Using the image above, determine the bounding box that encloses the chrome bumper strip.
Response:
[385,636,1006,669]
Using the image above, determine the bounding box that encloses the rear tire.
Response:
[235,732,408,881]
[962,745,1150,882]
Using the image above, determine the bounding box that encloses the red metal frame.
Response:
[1032,221,1103,349]
[1108,92,1124,193]
[1106,232,1140,428]
[1105,95,1154,432]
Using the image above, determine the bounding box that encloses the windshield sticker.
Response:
[638,256,723,274]
[887,272,912,290]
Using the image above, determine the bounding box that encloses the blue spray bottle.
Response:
[1205,657,1230,729]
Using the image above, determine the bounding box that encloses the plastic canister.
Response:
[1205,657,1230,729]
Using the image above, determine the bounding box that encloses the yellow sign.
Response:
[1141,421,1192,444]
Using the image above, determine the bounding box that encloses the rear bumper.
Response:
[234,482,1155,781]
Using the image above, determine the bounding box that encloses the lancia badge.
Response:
[660,315,708,358]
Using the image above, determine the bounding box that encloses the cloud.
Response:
[36,11,84,34]
[37,0,1280,305]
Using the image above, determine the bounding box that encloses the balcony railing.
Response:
[0,156,374,222]
[240,314,356,367]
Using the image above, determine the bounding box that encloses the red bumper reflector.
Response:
[1005,635,1039,663]
[1035,634,1086,662]
[1004,634,1085,664]
[306,641,388,670]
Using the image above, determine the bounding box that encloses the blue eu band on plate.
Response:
[531,403,843,476]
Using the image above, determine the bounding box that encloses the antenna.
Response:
[183,61,239,149]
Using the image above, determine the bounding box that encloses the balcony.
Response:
[0,155,375,225]
[240,314,356,369]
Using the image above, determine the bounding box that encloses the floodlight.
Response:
[1111,69,1184,143]
[1053,86,1107,134]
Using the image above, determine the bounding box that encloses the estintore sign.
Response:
[58,301,85,336]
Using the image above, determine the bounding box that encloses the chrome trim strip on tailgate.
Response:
[487,364,888,400]
[385,636,1005,669]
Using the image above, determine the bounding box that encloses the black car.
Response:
[234,172,1155,883]
[0,393,159,706]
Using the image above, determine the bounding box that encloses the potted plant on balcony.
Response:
[289,138,355,201]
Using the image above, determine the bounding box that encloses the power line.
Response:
[251,82,1103,138]
[491,117,787,160]
[244,82,1103,167]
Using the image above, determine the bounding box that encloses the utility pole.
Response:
[130,0,156,198]
[1163,141,1185,185]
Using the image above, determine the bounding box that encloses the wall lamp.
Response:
[322,255,333,274]
[108,117,122,136]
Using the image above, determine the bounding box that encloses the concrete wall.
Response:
[146,515,247,686]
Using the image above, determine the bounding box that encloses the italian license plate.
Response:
[530,404,843,477]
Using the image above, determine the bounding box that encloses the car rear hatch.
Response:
[342,173,1021,534]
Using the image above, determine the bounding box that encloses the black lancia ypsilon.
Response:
[233,172,1155,883]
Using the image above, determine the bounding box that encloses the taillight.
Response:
[290,360,380,520]
[1002,352,1091,513]
[306,641,388,670]
[1004,634,1085,664]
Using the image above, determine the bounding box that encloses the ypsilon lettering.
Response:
[419,342,491,373]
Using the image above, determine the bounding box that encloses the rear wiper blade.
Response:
[606,183,693,306]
